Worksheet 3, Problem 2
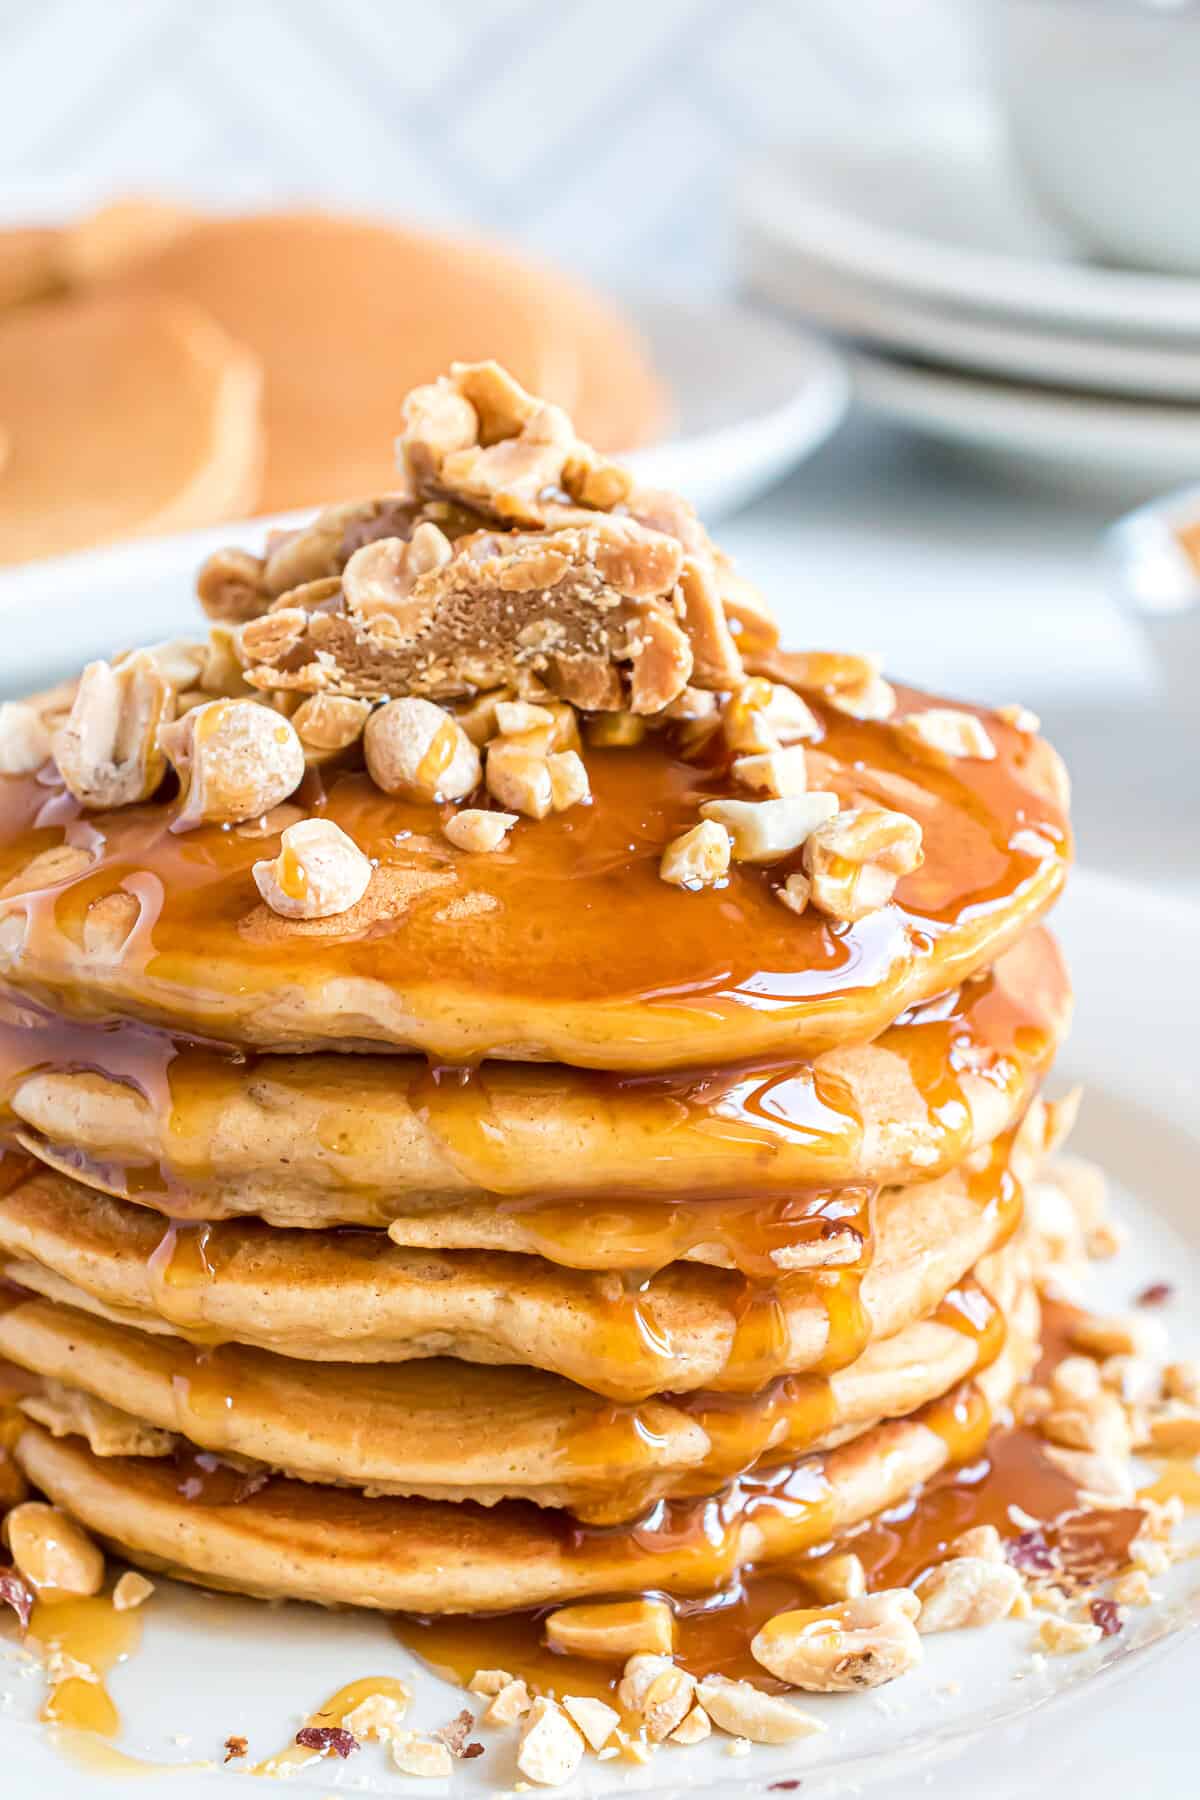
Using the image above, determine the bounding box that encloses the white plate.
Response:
[851,349,1200,491]
[742,229,1200,401]
[739,101,1200,342]
[1,866,1197,1797]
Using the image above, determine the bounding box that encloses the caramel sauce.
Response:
[29,1589,141,1737]
[251,1674,415,1775]
[0,688,1069,1062]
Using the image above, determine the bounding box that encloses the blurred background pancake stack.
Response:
[0,361,1079,1630]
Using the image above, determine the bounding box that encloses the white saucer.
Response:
[739,101,1200,341]
[851,349,1200,491]
[743,230,1200,402]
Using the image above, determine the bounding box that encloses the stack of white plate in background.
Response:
[738,100,1200,490]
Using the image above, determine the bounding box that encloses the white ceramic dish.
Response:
[742,230,1200,401]
[1,866,1197,1797]
[738,100,1200,340]
[850,349,1200,490]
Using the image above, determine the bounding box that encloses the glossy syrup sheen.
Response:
[0,927,1066,1229]
[0,684,1069,1054]
[390,1302,1138,1696]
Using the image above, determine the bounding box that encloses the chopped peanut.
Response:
[111,1570,154,1612]
[467,1669,514,1697]
[364,696,480,802]
[1038,1615,1102,1655]
[484,1679,532,1727]
[4,1502,105,1601]
[495,699,554,737]
[544,1598,675,1659]
[777,872,812,916]
[444,808,518,853]
[547,749,590,812]
[660,819,731,890]
[916,1557,1023,1632]
[895,707,996,762]
[947,1525,1004,1562]
[700,792,839,864]
[670,1704,711,1745]
[160,698,305,828]
[732,746,808,797]
[695,1676,824,1746]
[803,807,924,921]
[391,1734,453,1777]
[292,693,371,755]
[55,653,175,809]
[252,818,372,920]
[485,740,553,818]
[517,1697,585,1787]
[1068,1312,1168,1361]
[561,1695,619,1752]
[344,1690,410,1741]
[751,1591,922,1692]
[803,1552,867,1603]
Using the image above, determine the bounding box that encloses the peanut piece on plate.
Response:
[669,1704,711,1745]
[700,792,839,864]
[561,1695,619,1752]
[253,818,372,920]
[947,1525,1004,1562]
[364,696,480,802]
[111,1570,154,1612]
[777,872,812,916]
[3,1502,105,1601]
[803,807,924,921]
[544,1597,675,1659]
[695,1675,824,1745]
[55,653,175,809]
[160,698,305,828]
[444,808,517,853]
[344,1689,410,1740]
[0,701,52,774]
[467,1668,514,1697]
[751,1591,922,1692]
[916,1557,1024,1632]
[1037,1615,1102,1655]
[484,1679,532,1727]
[391,1734,453,1777]
[660,819,731,889]
[517,1697,585,1787]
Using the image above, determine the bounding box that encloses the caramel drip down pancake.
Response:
[0,1237,1019,1523]
[11,1278,1037,1614]
[0,929,1069,1232]
[0,1141,1022,1401]
[0,684,1067,1069]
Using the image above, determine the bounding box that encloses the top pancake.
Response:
[0,678,1068,1070]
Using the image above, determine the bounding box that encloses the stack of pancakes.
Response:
[0,363,1072,1617]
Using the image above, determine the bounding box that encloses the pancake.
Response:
[101,211,665,508]
[11,1283,1037,1613]
[0,226,62,309]
[0,930,1068,1236]
[0,292,262,564]
[0,1236,1020,1522]
[0,680,1069,1069]
[0,1141,1022,1400]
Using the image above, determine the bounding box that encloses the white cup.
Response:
[977,0,1200,274]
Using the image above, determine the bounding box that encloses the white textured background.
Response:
[0,0,971,285]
